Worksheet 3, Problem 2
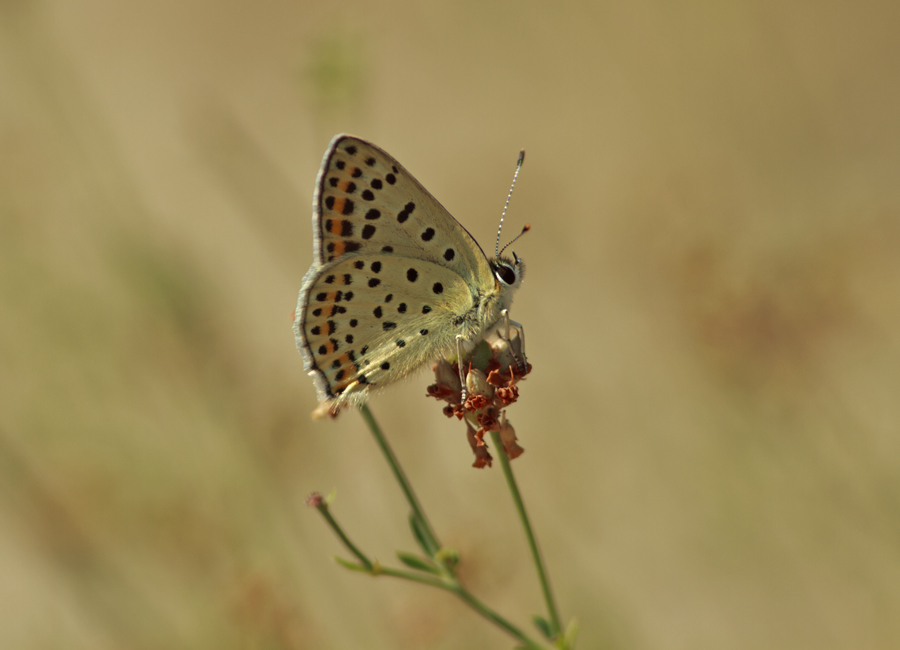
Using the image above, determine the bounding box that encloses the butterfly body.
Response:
[294,135,524,409]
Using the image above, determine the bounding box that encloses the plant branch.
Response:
[337,561,547,649]
[450,583,547,649]
[358,403,441,555]
[356,405,550,649]
[310,498,372,570]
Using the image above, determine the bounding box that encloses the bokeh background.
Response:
[2,1,899,648]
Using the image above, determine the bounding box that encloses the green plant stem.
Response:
[448,583,546,650]
[313,502,373,570]
[336,550,546,647]
[373,565,446,587]
[490,429,562,636]
[378,568,544,648]
[358,403,441,554]
[357,405,549,649]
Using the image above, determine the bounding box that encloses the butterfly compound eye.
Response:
[495,264,517,285]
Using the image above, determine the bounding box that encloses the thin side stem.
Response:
[490,429,562,635]
[312,502,373,570]
[358,404,441,554]
[375,566,448,588]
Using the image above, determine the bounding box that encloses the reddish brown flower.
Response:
[496,385,519,405]
[498,418,525,460]
[427,383,458,401]
[486,368,509,387]
[476,409,500,432]
[427,323,531,468]
[464,394,491,411]
[466,422,493,469]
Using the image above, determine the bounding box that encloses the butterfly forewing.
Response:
[312,136,493,278]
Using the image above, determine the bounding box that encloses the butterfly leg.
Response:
[500,309,528,373]
[456,334,469,403]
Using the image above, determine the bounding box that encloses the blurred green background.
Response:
[2,1,899,648]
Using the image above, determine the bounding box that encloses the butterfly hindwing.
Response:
[299,253,475,403]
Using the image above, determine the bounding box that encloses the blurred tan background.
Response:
[2,0,899,648]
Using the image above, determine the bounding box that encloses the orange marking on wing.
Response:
[331,198,347,216]
[334,353,355,368]
[342,180,354,192]
[331,241,346,256]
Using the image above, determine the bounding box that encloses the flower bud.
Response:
[434,359,462,394]
[465,367,494,399]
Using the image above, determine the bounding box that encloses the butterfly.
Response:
[293,135,526,412]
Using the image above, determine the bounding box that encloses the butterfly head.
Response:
[491,251,525,292]
[493,219,529,295]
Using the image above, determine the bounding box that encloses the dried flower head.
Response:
[426,317,531,468]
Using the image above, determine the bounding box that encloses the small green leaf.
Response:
[532,614,556,640]
[396,551,440,574]
[325,489,337,505]
[333,556,369,573]
[408,512,436,555]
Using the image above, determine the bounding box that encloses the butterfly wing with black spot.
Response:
[295,135,506,407]
[297,254,478,405]
[308,135,495,280]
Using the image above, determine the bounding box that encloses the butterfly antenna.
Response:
[498,224,531,257]
[496,149,526,258]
